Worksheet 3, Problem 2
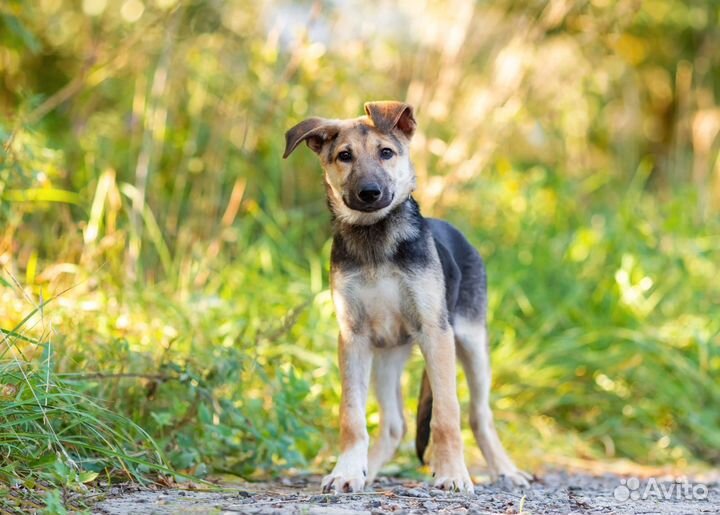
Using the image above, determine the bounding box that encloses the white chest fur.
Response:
[333,269,415,347]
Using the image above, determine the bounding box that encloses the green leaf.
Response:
[150,411,173,427]
[1,14,41,54]
[79,471,99,484]
[198,403,212,425]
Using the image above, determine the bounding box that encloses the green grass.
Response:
[0,296,170,512]
[1,165,719,511]
[463,164,720,467]
[4,163,719,481]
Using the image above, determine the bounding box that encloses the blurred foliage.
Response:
[1,0,720,510]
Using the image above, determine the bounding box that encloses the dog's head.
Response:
[283,101,417,225]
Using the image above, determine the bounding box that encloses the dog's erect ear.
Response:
[364,101,416,139]
[283,118,338,159]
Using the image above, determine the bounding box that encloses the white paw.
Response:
[433,474,474,493]
[492,467,533,488]
[431,461,474,494]
[321,473,366,494]
[321,449,368,494]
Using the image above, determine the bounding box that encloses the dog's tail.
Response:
[415,368,433,463]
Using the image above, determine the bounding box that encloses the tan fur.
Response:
[333,266,412,347]
[328,257,474,492]
[417,325,472,491]
[285,102,529,495]
[324,333,372,494]
[321,119,416,226]
[454,317,532,483]
[367,345,412,483]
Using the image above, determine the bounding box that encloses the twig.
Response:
[64,372,174,381]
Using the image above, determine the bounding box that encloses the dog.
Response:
[283,101,531,494]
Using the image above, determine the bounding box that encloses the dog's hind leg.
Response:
[454,316,532,487]
[367,344,412,484]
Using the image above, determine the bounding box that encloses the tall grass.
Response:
[0,290,170,513]
[459,164,720,469]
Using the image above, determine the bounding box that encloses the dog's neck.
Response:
[330,196,426,267]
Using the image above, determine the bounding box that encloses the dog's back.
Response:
[428,219,488,322]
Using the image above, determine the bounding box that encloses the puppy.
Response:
[283,101,531,493]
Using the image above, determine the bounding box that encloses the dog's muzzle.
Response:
[345,183,394,212]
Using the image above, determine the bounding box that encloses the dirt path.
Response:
[95,471,718,514]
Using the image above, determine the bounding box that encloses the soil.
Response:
[94,470,719,514]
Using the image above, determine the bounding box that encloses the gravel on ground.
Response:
[94,470,719,514]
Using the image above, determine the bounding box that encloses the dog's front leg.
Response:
[321,333,372,494]
[418,326,474,493]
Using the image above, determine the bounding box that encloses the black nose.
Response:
[357,184,382,203]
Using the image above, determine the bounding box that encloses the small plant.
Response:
[0,292,170,513]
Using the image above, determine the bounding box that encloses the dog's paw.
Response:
[431,462,474,494]
[321,448,368,494]
[492,468,533,488]
[321,473,365,494]
[433,474,474,493]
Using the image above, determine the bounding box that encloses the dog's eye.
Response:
[380,148,394,160]
[338,151,352,162]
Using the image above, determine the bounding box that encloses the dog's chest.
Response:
[348,272,414,348]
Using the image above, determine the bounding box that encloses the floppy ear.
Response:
[283,118,338,159]
[364,101,416,139]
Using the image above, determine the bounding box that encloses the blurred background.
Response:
[1,0,719,506]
